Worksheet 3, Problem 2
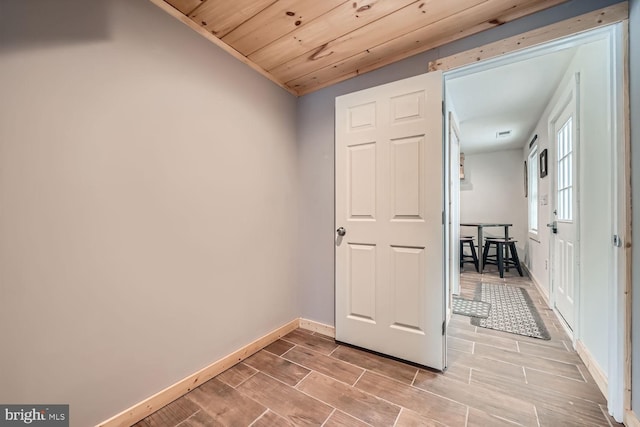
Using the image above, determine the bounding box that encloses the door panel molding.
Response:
[335,72,445,370]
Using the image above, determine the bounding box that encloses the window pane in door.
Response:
[557,117,573,222]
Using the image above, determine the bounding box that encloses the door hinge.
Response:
[442,320,446,336]
[442,100,445,116]
[442,211,445,224]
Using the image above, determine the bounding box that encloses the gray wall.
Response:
[0,0,634,424]
[459,150,527,256]
[630,0,640,415]
[297,0,625,327]
[0,1,298,426]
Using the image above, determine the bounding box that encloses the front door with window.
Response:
[334,72,445,370]
[552,85,578,331]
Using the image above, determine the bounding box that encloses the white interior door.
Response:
[335,72,445,370]
[552,93,578,331]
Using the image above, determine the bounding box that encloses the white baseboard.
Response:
[299,318,336,338]
[522,264,550,307]
[524,267,609,401]
[576,339,608,399]
[96,318,300,427]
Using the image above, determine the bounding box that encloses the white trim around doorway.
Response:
[440,21,629,423]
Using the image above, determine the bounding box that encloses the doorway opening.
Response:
[443,23,627,421]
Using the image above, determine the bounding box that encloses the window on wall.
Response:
[528,147,539,233]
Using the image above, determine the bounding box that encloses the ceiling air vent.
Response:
[496,130,512,139]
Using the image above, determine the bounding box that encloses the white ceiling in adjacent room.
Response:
[447,46,578,154]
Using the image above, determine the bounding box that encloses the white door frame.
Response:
[442,23,627,421]
[607,21,628,422]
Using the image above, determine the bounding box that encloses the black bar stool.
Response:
[482,237,523,278]
[460,236,479,272]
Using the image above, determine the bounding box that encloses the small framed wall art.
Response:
[539,148,548,178]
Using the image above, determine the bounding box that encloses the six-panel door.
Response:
[335,72,445,369]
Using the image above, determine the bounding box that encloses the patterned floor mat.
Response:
[471,283,551,340]
[452,296,491,319]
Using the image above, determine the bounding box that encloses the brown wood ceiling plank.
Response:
[147,0,296,96]
[223,0,347,56]
[153,0,585,96]
[164,0,204,15]
[270,0,487,83]
[288,0,570,95]
[420,0,569,50]
[409,0,569,62]
[189,0,275,38]
[494,0,571,23]
[286,50,368,94]
[248,0,419,71]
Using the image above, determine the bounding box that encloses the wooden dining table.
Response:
[460,222,513,273]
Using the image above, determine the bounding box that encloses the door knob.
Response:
[546,221,558,234]
[336,227,346,236]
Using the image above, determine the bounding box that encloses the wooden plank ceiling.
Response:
[152,0,570,96]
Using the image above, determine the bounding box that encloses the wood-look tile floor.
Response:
[135,268,621,426]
